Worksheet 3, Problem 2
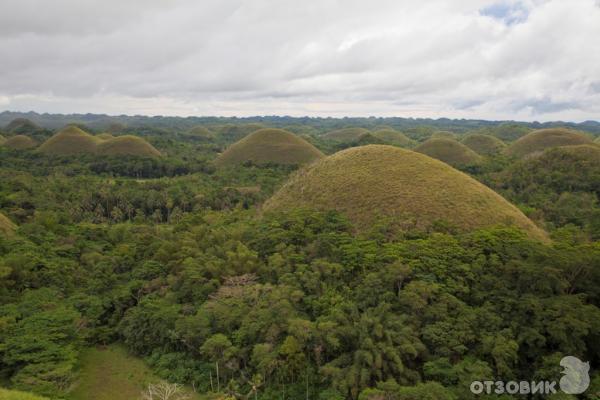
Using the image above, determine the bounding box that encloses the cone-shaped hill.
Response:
[462,134,507,156]
[431,131,457,140]
[264,145,546,240]
[2,135,37,150]
[216,128,324,166]
[323,127,370,142]
[0,212,16,236]
[96,135,161,158]
[506,128,592,158]
[415,138,481,167]
[372,129,415,147]
[5,118,39,135]
[187,126,215,140]
[38,126,99,156]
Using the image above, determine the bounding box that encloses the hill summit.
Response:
[96,135,161,157]
[38,125,99,156]
[462,134,507,156]
[506,128,592,158]
[216,128,324,166]
[323,127,370,142]
[415,138,481,167]
[371,129,414,147]
[264,145,546,240]
[1,135,37,150]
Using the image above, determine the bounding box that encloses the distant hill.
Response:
[431,131,457,140]
[38,126,99,156]
[462,134,507,156]
[187,126,215,140]
[5,118,40,135]
[323,127,370,142]
[371,129,414,147]
[264,145,546,240]
[506,128,593,158]
[96,133,115,140]
[415,138,481,167]
[1,135,37,150]
[96,135,161,158]
[216,128,324,166]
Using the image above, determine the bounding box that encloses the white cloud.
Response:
[0,0,598,121]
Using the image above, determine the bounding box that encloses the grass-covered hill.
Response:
[323,127,370,142]
[38,126,99,156]
[264,145,546,240]
[5,118,40,135]
[96,135,161,158]
[506,128,592,158]
[371,129,415,147]
[430,131,457,140]
[187,126,215,140]
[216,128,324,166]
[462,133,507,156]
[1,135,38,150]
[415,138,481,167]
[0,212,16,236]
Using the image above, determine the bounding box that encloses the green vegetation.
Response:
[216,128,324,166]
[371,129,415,147]
[265,145,545,239]
[1,135,38,150]
[506,128,592,158]
[0,212,16,236]
[96,135,161,158]
[0,117,598,400]
[461,133,506,156]
[430,131,456,140]
[323,127,370,142]
[0,134,6,144]
[5,118,40,135]
[0,388,49,400]
[38,126,99,156]
[415,138,481,167]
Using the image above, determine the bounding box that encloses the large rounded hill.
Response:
[5,118,40,135]
[2,135,37,150]
[372,129,414,147]
[38,126,99,156]
[96,135,161,158]
[323,127,370,142]
[506,128,592,158]
[415,138,481,167]
[462,134,507,156]
[264,145,546,240]
[216,128,324,166]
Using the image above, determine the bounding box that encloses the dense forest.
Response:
[0,116,599,400]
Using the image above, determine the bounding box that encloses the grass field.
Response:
[67,345,206,400]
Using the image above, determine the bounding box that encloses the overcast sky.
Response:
[1,0,599,121]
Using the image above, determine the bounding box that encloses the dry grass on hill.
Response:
[506,128,592,158]
[415,138,481,167]
[462,134,507,156]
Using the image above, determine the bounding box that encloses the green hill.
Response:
[462,134,507,156]
[187,126,215,139]
[38,126,99,156]
[506,128,592,158]
[323,127,370,142]
[96,135,161,158]
[0,212,16,236]
[371,129,414,147]
[415,138,481,167]
[264,145,546,240]
[216,128,324,166]
[96,133,114,141]
[0,388,48,400]
[5,118,40,135]
[215,123,266,142]
[431,131,457,140]
[2,135,38,150]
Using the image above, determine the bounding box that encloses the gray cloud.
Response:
[0,0,599,121]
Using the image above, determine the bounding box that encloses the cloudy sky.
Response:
[1,0,599,121]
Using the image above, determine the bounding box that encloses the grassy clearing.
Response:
[216,128,323,166]
[462,134,506,156]
[67,345,205,400]
[506,128,592,158]
[265,145,546,241]
[415,138,481,167]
